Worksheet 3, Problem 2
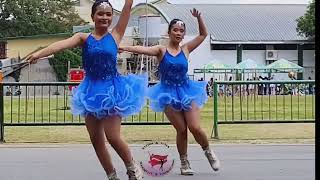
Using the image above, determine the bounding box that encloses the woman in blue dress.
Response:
[26,0,145,179]
[120,8,220,176]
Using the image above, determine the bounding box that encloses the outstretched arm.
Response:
[112,0,133,44]
[120,45,163,57]
[26,33,86,64]
[183,8,208,54]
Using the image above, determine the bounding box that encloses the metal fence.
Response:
[0,82,169,142]
[211,80,316,139]
[0,80,316,142]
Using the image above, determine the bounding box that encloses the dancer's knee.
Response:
[176,127,188,137]
[106,134,121,146]
[188,125,202,135]
[89,134,105,149]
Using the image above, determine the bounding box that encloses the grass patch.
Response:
[3,95,315,123]
[2,95,315,144]
[3,123,315,144]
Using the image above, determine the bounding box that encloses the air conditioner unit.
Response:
[266,50,278,60]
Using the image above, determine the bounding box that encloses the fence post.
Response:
[0,83,4,143]
[211,81,219,139]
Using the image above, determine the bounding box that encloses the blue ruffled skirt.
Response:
[147,80,208,112]
[71,73,148,119]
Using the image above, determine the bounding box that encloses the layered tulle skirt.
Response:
[147,80,208,112]
[71,73,148,119]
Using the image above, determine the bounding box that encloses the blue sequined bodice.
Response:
[82,33,119,80]
[159,50,189,86]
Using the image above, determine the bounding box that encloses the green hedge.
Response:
[49,48,82,81]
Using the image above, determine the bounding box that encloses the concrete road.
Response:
[0,144,315,180]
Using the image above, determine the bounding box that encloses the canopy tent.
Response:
[266,58,304,73]
[202,61,233,70]
[192,58,304,81]
[193,61,235,81]
[194,60,234,73]
[232,58,269,80]
[233,58,268,72]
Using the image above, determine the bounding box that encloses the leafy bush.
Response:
[49,48,82,81]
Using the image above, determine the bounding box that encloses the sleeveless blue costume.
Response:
[147,49,208,112]
[71,33,148,119]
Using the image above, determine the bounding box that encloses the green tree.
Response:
[0,0,87,38]
[296,0,315,39]
[49,48,82,82]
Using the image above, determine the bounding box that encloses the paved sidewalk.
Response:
[0,144,315,180]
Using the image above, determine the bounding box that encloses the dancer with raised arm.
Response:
[26,0,145,179]
[120,8,220,176]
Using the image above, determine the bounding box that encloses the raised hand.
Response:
[184,8,207,54]
[190,8,201,18]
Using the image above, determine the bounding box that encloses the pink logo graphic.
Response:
[140,142,175,177]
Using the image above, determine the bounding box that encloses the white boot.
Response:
[204,148,220,171]
[126,161,144,180]
[180,154,195,175]
[107,169,120,180]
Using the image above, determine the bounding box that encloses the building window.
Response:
[211,44,236,50]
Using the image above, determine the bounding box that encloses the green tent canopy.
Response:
[195,61,234,73]
[233,58,268,73]
[266,58,304,72]
[202,61,233,69]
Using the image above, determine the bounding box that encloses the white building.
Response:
[124,0,315,80]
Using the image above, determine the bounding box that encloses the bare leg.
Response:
[85,115,114,175]
[184,103,209,148]
[103,115,143,180]
[103,115,132,164]
[164,106,188,156]
[184,102,221,171]
[165,106,194,175]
